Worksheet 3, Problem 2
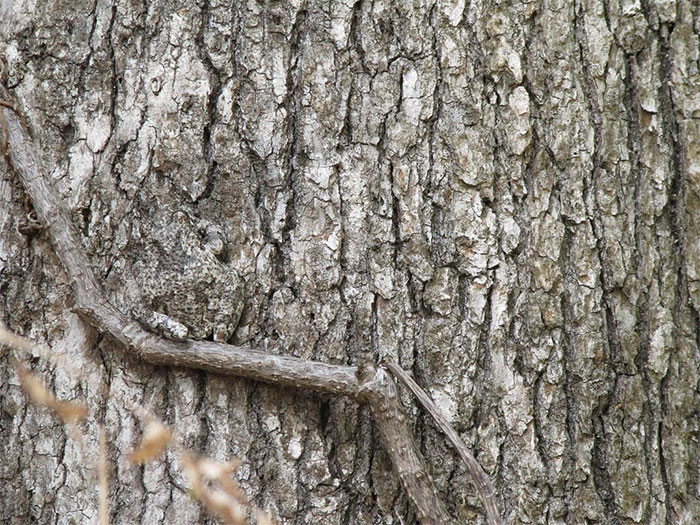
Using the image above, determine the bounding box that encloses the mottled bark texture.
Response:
[1,93,456,523]
[0,0,698,524]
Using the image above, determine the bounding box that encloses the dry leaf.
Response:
[16,364,87,423]
[206,489,246,524]
[53,400,88,423]
[198,457,241,480]
[17,365,53,405]
[1,324,82,376]
[129,421,172,464]
[182,452,250,525]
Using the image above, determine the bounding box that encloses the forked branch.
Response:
[382,359,504,525]
[0,87,501,524]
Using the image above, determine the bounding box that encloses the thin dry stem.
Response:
[182,452,248,525]
[0,323,83,376]
[15,362,88,424]
[99,425,109,525]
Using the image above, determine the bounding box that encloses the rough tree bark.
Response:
[1,1,699,524]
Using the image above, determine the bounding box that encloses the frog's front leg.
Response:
[132,302,190,341]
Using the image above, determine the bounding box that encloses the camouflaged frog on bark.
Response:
[130,210,244,342]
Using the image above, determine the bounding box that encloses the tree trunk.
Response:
[1,0,699,523]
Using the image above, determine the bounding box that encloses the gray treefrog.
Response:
[130,209,243,342]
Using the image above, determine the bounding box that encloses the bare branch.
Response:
[0,90,456,524]
[364,363,451,523]
[0,94,361,398]
[382,358,504,525]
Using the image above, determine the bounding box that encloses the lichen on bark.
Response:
[2,0,700,523]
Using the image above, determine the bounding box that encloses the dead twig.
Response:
[0,84,506,524]
[382,358,504,525]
